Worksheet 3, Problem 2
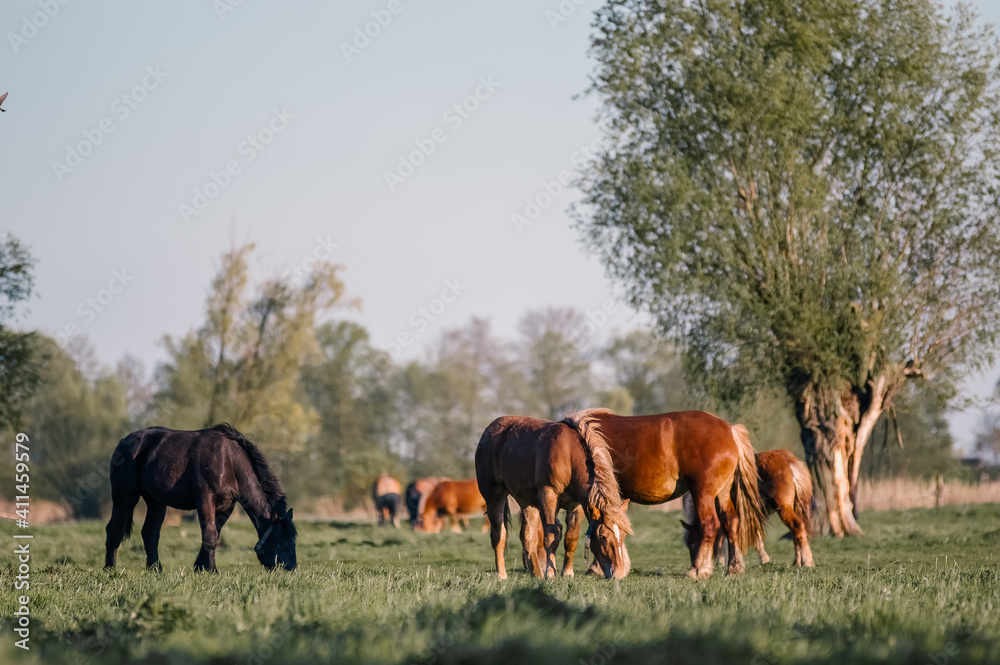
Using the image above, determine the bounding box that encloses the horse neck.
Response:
[236,469,276,533]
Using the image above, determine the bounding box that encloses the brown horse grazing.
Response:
[683,449,815,567]
[475,412,632,580]
[372,474,402,528]
[405,477,448,530]
[562,409,766,579]
[104,424,296,572]
[420,479,488,533]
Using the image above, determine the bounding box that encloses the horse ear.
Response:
[283,509,293,521]
[621,499,630,511]
[589,506,601,520]
[680,520,692,532]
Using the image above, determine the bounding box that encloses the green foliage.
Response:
[602,329,691,415]
[299,321,399,506]
[863,381,959,478]
[12,336,130,518]
[153,241,350,458]
[3,506,999,664]
[518,308,593,420]
[0,232,41,431]
[579,0,1000,403]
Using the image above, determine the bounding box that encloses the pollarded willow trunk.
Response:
[795,377,895,537]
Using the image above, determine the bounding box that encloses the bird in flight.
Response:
[0,92,7,112]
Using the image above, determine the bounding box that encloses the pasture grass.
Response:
[2,505,999,664]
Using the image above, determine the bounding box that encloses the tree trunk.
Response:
[795,376,894,537]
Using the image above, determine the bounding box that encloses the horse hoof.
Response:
[562,569,574,578]
[727,564,746,576]
[685,567,699,580]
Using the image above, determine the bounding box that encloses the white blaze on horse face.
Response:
[611,524,623,563]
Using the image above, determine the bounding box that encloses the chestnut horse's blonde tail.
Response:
[789,456,813,534]
[562,409,632,535]
[731,425,768,553]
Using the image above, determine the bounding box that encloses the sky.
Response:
[2,0,998,451]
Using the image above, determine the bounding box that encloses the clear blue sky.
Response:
[2,0,998,450]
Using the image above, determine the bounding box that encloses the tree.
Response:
[393,319,520,478]
[0,233,41,430]
[19,336,130,518]
[602,329,690,415]
[154,241,350,462]
[579,0,1000,534]
[299,321,398,505]
[863,381,957,478]
[518,307,593,420]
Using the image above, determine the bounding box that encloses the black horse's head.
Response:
[254,509,297,570]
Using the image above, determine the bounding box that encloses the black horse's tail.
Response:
[210,423,289,517]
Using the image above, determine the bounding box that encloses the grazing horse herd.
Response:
[105,409,816,580]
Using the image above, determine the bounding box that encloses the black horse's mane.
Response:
[209,423,292,530]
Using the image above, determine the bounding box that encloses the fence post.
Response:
[934,474,943,509]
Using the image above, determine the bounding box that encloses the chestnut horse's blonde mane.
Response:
[562,408,632,535]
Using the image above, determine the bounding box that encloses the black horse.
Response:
[405,481,422,529]
[104,423,297,572]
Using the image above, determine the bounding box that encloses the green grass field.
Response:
[2,505,999,664]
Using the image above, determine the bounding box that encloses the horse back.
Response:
[112,427,246,511]
[475,414,587,510]
[596,410,740,504]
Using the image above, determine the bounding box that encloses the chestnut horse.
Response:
[405,477,448,530]
[475,412,632,580]
[683,448,815,567]
[105,424,296,572]
[562,409,766,579]
[372,474,402,527]
[420,479,487,533]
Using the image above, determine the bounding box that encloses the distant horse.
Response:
[683,448,815,567]
[421,479,488,533]
[372,474,402,528]
[104,424,296,572]
[475,412,632,580]
[562,409,766,579]
[405,477,448,530]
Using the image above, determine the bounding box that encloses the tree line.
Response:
[0,235,975,520]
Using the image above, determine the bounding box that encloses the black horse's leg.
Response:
[193,495,219,572]
[141,499,167,572]
[104,494,139,569]
[214,504,235,553]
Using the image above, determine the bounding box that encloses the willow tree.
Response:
[578,0,1000,534]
